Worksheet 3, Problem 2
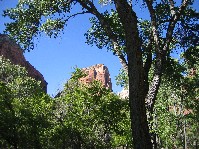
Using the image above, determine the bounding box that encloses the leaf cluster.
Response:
[0,57,132,148]
[3,0,71,51]
[0,56,52,148]
[51,68,132,148]
[85,10,126,56]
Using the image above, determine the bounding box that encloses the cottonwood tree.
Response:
[3,0,199,148]
[0,56,52,149]
[151,46,199,148]
[0,57,131,148]
[50,68,131,148]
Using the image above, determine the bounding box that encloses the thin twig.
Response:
[65,11,89,22]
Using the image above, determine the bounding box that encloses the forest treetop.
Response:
[2,0,199,149]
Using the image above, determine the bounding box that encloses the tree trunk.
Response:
[78,0,153,148]
[127,42,152,149]
[113,0,153,148]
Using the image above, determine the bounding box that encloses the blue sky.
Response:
[0,0,127,96]
[1,1,198,96]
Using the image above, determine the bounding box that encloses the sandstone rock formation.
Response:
[79,64,112,90]
[0,34,47,92]
[118,88,129,99]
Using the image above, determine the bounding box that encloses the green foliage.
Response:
[2,0,199,148]
[115,68,128,88]
[115,49,199,148]
[3,0,71,50]
[85,10,126,55]
[151,48,199,148]
[0,56,53,148]
[0,57,132,148]
[50,69,132,148]
[183,46,199,69]
[153,76,199,148]
[153,2,199,48]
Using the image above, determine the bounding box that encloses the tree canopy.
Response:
[0,57,132,148]
[0,56,52,148]
[2,0,199,148]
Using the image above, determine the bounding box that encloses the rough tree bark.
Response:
[145,0,190,114]
[113,0,153,148]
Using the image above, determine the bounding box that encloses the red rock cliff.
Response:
[79,64,112,90]
[0,34,47,92]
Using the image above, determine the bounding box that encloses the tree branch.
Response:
[143,39,153,92]
[65,11,89,22]
[77,0,128,72]
[168,0,176,16]
[112,41,128,72]
[145,0,161,53]
[145,0,163,113]
[163,0,190,52]
[146,0,190,112]
[143,36,153,77]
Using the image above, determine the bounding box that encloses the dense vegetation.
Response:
[0,57,131,148]
[116,46,199,148]
[0,46,198,148]
[1,0,199,148]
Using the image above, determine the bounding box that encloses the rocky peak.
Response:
[0,34,47,92]
[79,64,112,90]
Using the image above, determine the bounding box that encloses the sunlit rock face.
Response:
[118,88,129,99]
[0,34,47,92]
[79,64,112,91]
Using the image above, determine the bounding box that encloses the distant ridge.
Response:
[0,34,47,92]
